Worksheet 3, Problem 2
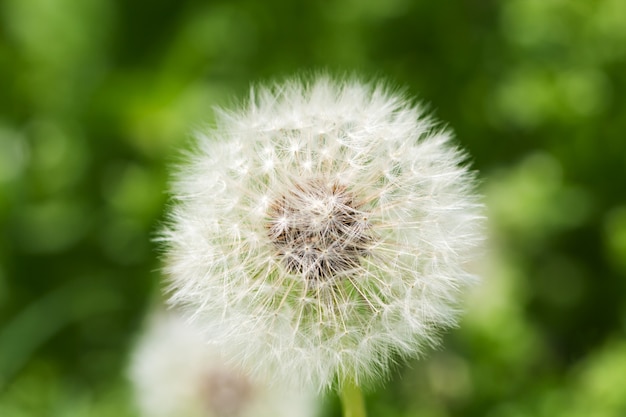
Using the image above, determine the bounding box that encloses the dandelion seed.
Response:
[161,75,484,392]
[128,311,319,417]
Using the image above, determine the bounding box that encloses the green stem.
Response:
[340,380,367,417]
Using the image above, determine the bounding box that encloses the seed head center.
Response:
[267,179,372,282]
[202,368,252,417]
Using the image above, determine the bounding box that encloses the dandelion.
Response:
[161,76,483,411]
[128,311,319,417]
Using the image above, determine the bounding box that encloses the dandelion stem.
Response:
[340,379,367,417]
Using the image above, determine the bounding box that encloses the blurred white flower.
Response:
[161,76,483,391]
[128,311,319,417]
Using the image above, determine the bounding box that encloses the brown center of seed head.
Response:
[267,178,372,283]
[203,368,253,417]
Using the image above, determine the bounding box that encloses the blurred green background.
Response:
[1,0,626,416]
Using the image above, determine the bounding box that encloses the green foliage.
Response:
[1,0,625,415]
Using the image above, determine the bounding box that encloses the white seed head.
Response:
[161,76,484,392]
[128,311,318,417]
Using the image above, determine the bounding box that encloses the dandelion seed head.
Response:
[163,75,484,392]
[128,312,318,417]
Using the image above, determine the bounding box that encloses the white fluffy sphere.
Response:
[162,76,483,392]
[129,311,319,417]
